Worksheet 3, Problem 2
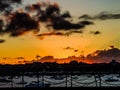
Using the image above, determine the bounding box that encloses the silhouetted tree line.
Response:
[0,60,120,75]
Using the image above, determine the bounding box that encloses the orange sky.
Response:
[0,0,120,64]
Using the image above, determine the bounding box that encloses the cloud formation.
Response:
[63,47,79,53]
[0,19,4,30]
[0,39,5,43]
[63,47,74,50]
[90,31,101,35]
[37,31,68,37]
[0,0,94,39]
[0,0,22,15]
[79,12,120,20]
[36,47,120,64]
[50,20,93,30]
[15,57,24,59]
[6,12,39,37]
[37,30,84,39]
[86,47,120,63]
[25,1,93,30]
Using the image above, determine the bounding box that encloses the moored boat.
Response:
[25,81,50,87]
[105,77,119,82]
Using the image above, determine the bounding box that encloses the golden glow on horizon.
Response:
[0,0,120,64]
[1,19,120,64]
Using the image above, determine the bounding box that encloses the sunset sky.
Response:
[0,0,120,64]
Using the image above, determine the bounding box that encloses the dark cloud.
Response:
[25,1,93,30]
[96,48,120,57]
[37,32,68,37]
[52,20,83,30]
[63,47,74,50]
[37,31,68,40]
[69,30,83,34]
[51,20,94,30]
[46,3,60,17]
[34,2,60,22]
[79,12,120,20]
[32,47,120,64]
[6,12,39,37]
[25,3,41,12]
[79,14,93,20]
[61,11,71,18]
[0,39,5,43]
[109,45,115,49]
[0,0,22,14]
[0,0,40,37]
[15,57,24,59]
[79,21,94,25]
[0,19,4,30]
[95,12,120,20]
[63,47,79,53]
[86,47,120,63]
[36,55,41,58]
[0,1,94,39]
[2,57,13,59]
[37,30,83,37]
[90,31,101,35]
[65,30,83,36]
[40,56,54,60]
[74,50,79,52]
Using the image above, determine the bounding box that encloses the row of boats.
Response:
[0,77,51,87]
[0,75,120,87]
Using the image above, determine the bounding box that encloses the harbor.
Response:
[0,73,120,87]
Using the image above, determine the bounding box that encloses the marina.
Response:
[0,73,120,87]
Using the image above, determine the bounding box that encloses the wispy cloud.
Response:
[38,30,83,36]
[79,11,120,20]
